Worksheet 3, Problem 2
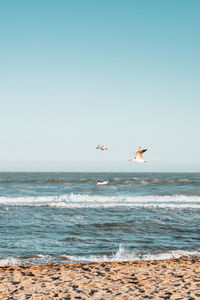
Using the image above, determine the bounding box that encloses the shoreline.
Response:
[1,258,200,299]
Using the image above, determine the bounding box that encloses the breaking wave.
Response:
[1,194,200,208]
[1,245,200,266]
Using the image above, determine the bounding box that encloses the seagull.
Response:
[129,146,147,163]
[96,144,109,151]
[97,180,109,185]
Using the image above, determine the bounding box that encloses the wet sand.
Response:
[1,258,200,299]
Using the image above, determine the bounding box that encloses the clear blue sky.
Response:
[0,0,199,172]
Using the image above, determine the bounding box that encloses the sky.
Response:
[0,0,200,172]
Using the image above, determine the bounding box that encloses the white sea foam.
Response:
[0,195,67,205]
[0,257,21,267]
[51,247,200,263]
[48,202,200,209]
[1,246,200,266]
[44,249,197,262]
[1,194,200,208]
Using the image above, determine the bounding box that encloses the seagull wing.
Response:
[135,148,147,159]
[141,149,147,154]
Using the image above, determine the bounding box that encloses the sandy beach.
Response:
[0,258,200,299]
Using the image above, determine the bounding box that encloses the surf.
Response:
[1,194,200,208]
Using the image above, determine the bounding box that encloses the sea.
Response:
[0,172,200,266]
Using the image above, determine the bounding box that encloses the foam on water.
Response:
[48,203,200,209]
[0,255,49,267]
[1,245,200,266]
[66,248,200,263]
[1,194,200,209]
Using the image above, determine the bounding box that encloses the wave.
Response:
[48,203,200,209]
[0,177,199,185]
[0,178,96,184]
[1,194,200,208]
[1,245,200,266]
[64,246,200,264]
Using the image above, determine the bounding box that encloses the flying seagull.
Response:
[129,146,147,163]
[96,144,109,151]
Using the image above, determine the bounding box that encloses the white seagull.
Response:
[97,180,109,185]
[96,144,109,151]
[129,146,148,163]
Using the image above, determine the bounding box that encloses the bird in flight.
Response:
[96,144,109,151]
[129,146,148,163]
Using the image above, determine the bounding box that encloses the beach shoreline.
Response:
[1,257,200,299]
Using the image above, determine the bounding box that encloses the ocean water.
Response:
[0,172,200,266]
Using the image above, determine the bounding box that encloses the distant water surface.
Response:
[0,172,200,266]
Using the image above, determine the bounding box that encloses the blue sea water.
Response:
[0,172,200,266]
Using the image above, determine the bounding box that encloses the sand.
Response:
[1,258,200,299]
